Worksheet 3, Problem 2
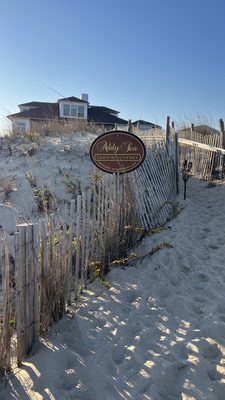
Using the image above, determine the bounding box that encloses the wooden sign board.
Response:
[90,130,146,173]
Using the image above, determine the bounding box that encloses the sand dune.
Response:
[1,177,225,400]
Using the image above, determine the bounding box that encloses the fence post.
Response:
[175,132,179,195]
[15,224,26,364]
[166,116,170,153]
[15,223,39,363]
[33,223,40,344]
[26,224,34,355]
[84,191,91,287]
[128,119,132,133]
[67,199,75,305]
[0,238,11,374]
[74,195,82,300]
[219,118,225,178]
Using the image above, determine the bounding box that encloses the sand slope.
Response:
[1,177,225,400]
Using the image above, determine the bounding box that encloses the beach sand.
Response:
[1,177,225,399]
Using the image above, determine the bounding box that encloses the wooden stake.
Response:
[175,132,179,195]
[166,116,170,150]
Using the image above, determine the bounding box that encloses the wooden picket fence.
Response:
[0,138,177,376]
[178,123,225,180]
[131,140,178,229]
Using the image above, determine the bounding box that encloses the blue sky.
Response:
[0,0,225,131]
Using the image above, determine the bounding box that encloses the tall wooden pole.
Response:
[219,118,225,178]
[128,119,132,133]
[175,132,179,195]
[166,116,170,154]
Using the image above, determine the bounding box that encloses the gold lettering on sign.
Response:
[97,140,138,154]
[97,140,120,153]
[121,141,138,152]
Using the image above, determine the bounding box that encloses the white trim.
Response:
[179,137,225,155]
[59,100,88,119]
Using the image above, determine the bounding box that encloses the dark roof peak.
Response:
[18,101,55,107]
[57,96,88,103]
[132,120,161,128]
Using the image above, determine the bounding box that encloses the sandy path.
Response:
[1,178,225,400]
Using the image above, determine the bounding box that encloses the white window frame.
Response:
[71,105,78,117]
[63,104,70,117]
[62,103,85,118]
[16,121,27,133]
[78,105,85,118]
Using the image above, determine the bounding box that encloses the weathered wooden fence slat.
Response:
[0,238,11,374]
[179,138,225,155]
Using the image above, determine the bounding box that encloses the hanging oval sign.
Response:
[90,130,146,173]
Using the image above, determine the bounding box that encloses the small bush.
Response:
[0,176,15,201]
[26,131,41,143]
[64,174,81,196]
[26,172,57,212]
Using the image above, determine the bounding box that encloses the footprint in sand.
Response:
[124,290,141,305]
[112,344,125,364]
[187,303,204,316]
[207,368,221,381]
[209,244,220,250]
[218,315,225,324]
[215,304,225,314]
[197,273,210,282]
[56,370,79,391]
[193,296,206,304]
[191,273,210,290]
[201,342,221,360]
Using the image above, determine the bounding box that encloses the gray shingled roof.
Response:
[132,120,161,128]
[89,105,119,114]
[8,103,58,119]
[8,97,129,125]
[88,107,127,124]
[18,101,55,107]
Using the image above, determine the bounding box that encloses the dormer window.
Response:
[78,105,84,118]
[62,103,85,118]
[63,104,70,117]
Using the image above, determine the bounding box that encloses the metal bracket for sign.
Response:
[182,160,192,200]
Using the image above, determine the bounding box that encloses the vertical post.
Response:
[74,195,82,300]
[84,190,91,287]
[166,116,170,152]
[81,192,86,287]
[128,119,132,133]
[15,224,26,364]
[26,224,33,355]
[220,118,225,178]
[67,199,75,304]
[40,219,48,330]
[33,223,40,344]
[1,239,11,373]
[175,132,179,195]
